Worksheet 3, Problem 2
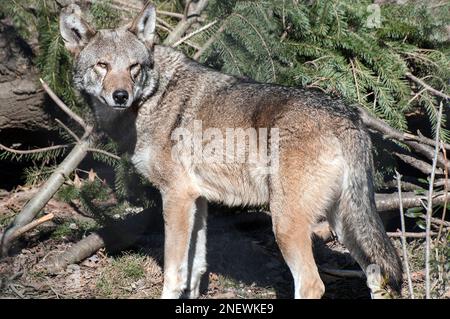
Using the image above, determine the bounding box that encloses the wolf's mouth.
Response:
[112,105,128,110]
[99,96,129,110]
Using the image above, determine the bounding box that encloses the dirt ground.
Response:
[0,187,446,299]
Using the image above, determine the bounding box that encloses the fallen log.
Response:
[45,208,160,273]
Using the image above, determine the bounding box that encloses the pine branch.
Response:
[0,143,70,155]
[87,148,121,161]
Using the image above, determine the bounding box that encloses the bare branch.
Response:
[10,213,54,241]
[394,153,441,175]
[157,17,174,31]
[413,130,450,151]
[359,107,449,168]
[55,119,81,142]
[406,72,450,101]
[375,191,450,213]
[157,10,184,19]
[46,210,154,273]
[437,144,449,241]
[382,178,423,192]
[193,21,227,60]
[395,171,415,299]
[425,101,443,299]
[429,215,450,228]
[40,79,89,132]
[46,232,104,274]
[163,0,210,46]
[388,231,438,238]
[172,20,217,48]
[158,22,202,50]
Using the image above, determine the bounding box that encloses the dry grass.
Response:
[95,252,163,298]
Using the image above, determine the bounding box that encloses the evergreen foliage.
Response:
[199,0,449,133]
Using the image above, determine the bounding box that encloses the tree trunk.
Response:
[0,22,50,133]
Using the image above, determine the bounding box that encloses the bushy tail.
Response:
[328,128,403,294]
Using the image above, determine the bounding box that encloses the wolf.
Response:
[59,2,403,299]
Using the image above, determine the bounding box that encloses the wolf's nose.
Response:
[113,90,129,105]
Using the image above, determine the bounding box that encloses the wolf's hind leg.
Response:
[270,200,325,299]
[269,151,343,298]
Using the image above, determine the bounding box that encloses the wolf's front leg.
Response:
[183,197,208,299]
[160,188,200,299]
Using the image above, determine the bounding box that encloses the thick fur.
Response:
[61,3,403,298]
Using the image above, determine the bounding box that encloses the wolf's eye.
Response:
[96,62,108,69]
[130,63,141,81]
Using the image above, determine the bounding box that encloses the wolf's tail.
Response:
[328,126,403,293]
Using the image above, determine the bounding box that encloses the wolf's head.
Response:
[60,2,158,109]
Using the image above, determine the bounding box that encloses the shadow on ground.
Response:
[130,206,371,299]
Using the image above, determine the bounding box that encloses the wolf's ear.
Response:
[128,2,156,48]
[59,4,96,56]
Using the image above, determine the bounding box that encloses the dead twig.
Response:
[10,213,54,240]
[406,73,450,101]
[359,107,449,169]
[39,79,89,133]
[46,210,155,273]
[172,20,217,48]
[157,10,183,19]
[394,153,442,175]
[55,118,81,143]
[425,101,443,299]
[437,144,449,241]
[395,171,415,299]
[163,0,210,46]
[46,232,105,274]
[193,20,227,60]
[387,231,438,238]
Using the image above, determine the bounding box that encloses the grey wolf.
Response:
[59,2,402,298]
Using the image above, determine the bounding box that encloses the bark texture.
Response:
[0,22,50,132]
